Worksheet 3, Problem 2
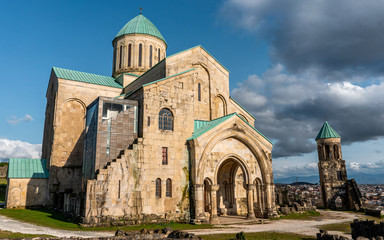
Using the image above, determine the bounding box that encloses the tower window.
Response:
[166,178,172,197]
[113,48,116,72]
[158,49,161,63]
[337,171,343,181]
[159,108,173,130]
[148,116,150,126]
[149,45,153,67]
[139,44,143,67]
[198,83,201,101]
[333,145,339,159]
[162,147,168,165]
[156,178,161,197]
[128,44,132,67]
[119,45,123,69]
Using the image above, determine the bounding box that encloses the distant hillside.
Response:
[275,173,384,184]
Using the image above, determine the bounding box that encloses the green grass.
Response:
[0,208,214,232]
[200,232,316,240]
[318,222,352,234]
[274,210,321,220]
[0,230,51,238]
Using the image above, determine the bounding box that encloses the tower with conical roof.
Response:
[315,121,362,210]
[112,14,167,78]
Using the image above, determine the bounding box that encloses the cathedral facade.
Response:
[6,14,276,224]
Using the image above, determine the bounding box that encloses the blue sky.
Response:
[1,0,383,180]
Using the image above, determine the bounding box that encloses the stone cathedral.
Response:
[5,14,276,224]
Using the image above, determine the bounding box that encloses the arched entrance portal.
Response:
[203,158,256,223]
[216,159,247,216]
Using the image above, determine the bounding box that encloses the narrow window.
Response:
[333,145,339,159]
[156,178,162,197]
[128,44,132,67]
[162,147,168,165]
[148,116,150,126]
[159,108,173,131]
[113,48,116,72]
[337,171,343,181]
[139,44,143,67]
[149,45,153,67]
[166,179,172,197]
[158,49,161,63]
[198,83,201,101]
[118,180,121,199]
[325,145,331,160]
[119,45,123,69]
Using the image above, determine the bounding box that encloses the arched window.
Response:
[128,44,132,67]
[119,45,123,69]
[139,44,143,67]
[158,49,161,63]
[166,178,172,197]
[333,145,339,159]
[113,47,116,72]
[149,45,153,67]
[159,108,173,130]
[156,178,161,197]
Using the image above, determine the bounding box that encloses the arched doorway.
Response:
[216,159,246,216]
[212,158,256,220]
[204,179,212,213]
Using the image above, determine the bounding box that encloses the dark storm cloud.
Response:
[231,65,384,158]
[221,0,384,77]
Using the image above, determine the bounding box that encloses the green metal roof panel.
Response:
[53,67,123,89]
[8,159,49,179]
[188,113,236,140]
[188,113,273,144]
[116,15,166,44]
[315,121,341,140]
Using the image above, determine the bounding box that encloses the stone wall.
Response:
[42,73,122,209]
[5,178,48,208]
[0,165,7,178]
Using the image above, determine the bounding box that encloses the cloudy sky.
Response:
[0,0,383,180]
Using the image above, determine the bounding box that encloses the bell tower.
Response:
[316,121,347,209]
[316,121,362,210]
[112,14,167,79]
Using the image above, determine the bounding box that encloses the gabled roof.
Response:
[8,158,49,179]
[229,96,256,120]
[315,121,341,140]
[53,67,123,89]
[188,113,272,144]
[124,68,196,98]
[167,45,230,73]
[115,14,166,44]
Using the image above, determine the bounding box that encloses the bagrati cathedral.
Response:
[6,13,276,224]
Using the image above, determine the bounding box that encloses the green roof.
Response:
[187,113,272,144]
[315,121,341,140]
[53,67,122,89]
[8,159,49,179]
[115,14,166,44]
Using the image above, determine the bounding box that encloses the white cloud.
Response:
[7,114,34,125]
[273,162,318,178]
[0,138,41,159]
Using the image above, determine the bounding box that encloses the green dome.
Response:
[115,14,166,44]
[315,121,341,140]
